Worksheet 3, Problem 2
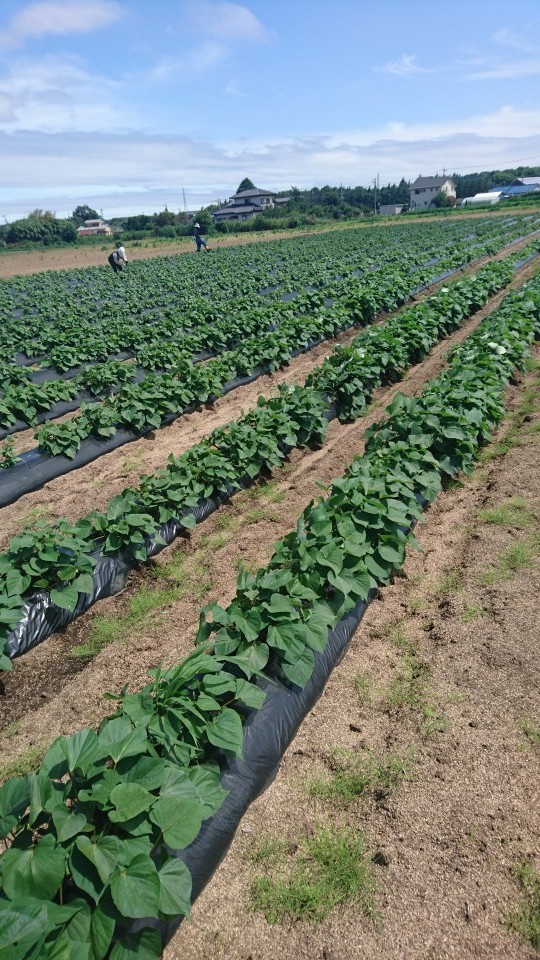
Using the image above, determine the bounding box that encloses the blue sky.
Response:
[1,0,539,221]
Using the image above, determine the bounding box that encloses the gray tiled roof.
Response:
[234,188,276,199]
[411,176,454,188]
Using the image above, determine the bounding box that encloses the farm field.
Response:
[0,215,539,960]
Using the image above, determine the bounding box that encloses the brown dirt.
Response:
[0,248,538,959]
[162,350,540,960]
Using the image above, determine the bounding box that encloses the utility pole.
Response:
[373,174,379,214]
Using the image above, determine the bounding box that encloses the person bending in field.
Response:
[108,244,128,273]
[193,223,210,253]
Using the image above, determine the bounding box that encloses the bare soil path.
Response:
[163,347,540,960]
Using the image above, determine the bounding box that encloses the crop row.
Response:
[2,222,538,445]
[0,248,433,440]
[0,266,538,959]
[0,218,513,387]
[1,215,538,377]
[3,235,538,481]
[0,253,528,670]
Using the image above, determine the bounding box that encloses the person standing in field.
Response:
[107,244,128,273]
[193,223,210,253]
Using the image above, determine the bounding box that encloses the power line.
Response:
[449,154,540,175]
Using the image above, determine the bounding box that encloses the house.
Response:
[378,203,405,216]
[409,176,456,210]
[76,218,112,236]
[213,187,278,223]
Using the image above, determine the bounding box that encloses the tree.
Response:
[27,209,55,219]
[71,205,99,225]
[6,215,77,245]
[433,191,452,208]
[192,209,212,233]
[237,177,256,193]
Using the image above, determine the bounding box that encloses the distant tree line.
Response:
[1,167,539,248]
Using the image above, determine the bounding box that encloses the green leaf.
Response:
[377,543,403,564]
[50,584,79,611]
[108,783,155,822]
[187,764,227,818]
[52,807,88,844]
[90,905,116,960]
[262,594,298,617]
[234,678,266,709]
[149,795,203,849]
[0,899,47,951]
[60,728,101,776]
[110,855,160,918]
[304,608,331,652]
[158,858,192,917]
[0,651,13,671]
[98,721,148,764]
[109,928,162,960]
[316,544,344,575]
[0,777,30,839]
[72,573,95,595]
[328,568,370,600]
[281,646,315,687]
[2,834,67,901]
[75,836,120,885]
[5,568,30,598]
[206,707,244,757]
[121,756,165,792]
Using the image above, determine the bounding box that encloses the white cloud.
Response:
[491,28,537,52]
[0,0,123,48]
[0,54,131,132]
[465,59,540,80]
[188,1,272,44]
[1,104,539,220]
[379,54,431,77]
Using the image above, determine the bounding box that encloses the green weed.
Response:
[420,704,449,738]
[0,744,47,782]
[384,655,431,711]
[349,672,374,702]
[461,603,487,622]
[214,512,242,533]
[20,504,51,529]
[505,861,540,951]
[246,480,286,504]
[306,750,411,806]
[249,837,290,867]
[250,825,377,924]
[244,506,280,524]
[478,497,535,529]
[70,584,181,658]
[521,719,540,747]
[435,568,463,597]
[479,537,539,585]
[199,531,232,551]
[384,620,416,654]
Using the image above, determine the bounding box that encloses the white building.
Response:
[461,192,502,206]
[409,176,456,210]
[76,219,112,236]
